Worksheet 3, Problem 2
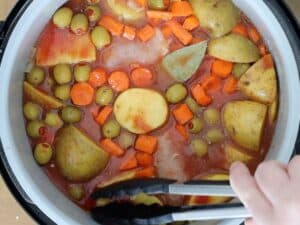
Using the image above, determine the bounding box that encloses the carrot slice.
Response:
[136,166,156,178]
[100,138,125,157]
[136,152,153,167]
[172,104,194,125]
[211,59,233,79]
[183,16,200,31]
[137,25,155,42]
[223,76,238,94]
[175,124,189,140]
[147,11,173,21]
[88,68,107,87]
[99,15,124,36]
[171,1,193,17]
[232,23,248,37]
[120,153,138,171]
[201,75,221,92]
[161,25,172,39]
[135,135,158,154]
[108,71,130,92]
[191,84,212,106]
[123,25,136,40]
[248,27,261,43]
[95,106,113,125]
[70,82,95,106]
[167,20,193,45]
[131,67,154,87]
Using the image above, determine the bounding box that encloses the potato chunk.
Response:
[114,88,169,134]
[55,125,109,182]
[223,101,267,151]
[208,34,260,63]
[190,0,240,38]
[225,144,252,164]
[238,55,278,104]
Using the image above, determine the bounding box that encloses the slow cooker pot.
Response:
[1,0,300,225]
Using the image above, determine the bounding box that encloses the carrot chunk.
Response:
[201,75,222,92]
[259,44,268,56]
[131,67,154,87]
[123,25,136,40]
[161,25,172,38]
[70,82,95,106]
[100,138,125,157]
[95,106,113,125]
[223,76,238,94]
[120,153,138,171]
[168,20,192,45]
[108,71,130,92]
[136,166,156,178]
[172,104,194,125]
[248,27,261,43]
[232,23,248,37]
[191,84,212,106]
[147,11,173,21]
[135,135,158,154]
[211,59,233,79]
[171,1,193,17]
[183,16,200,31]
[88,68,107,88]
[175,124,189,140]
[137,25,155,42]
[99,15,124,36]
[136,152,153,167]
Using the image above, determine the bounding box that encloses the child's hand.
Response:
[230,156,300,225]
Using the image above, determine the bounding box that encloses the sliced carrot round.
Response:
[71,82,95,106]
[131,67,154,87]
[108,71,130,92]
[88,68,107,87]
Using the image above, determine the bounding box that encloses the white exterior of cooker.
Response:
[0,0,300,225]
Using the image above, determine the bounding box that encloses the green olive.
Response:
[74,64,91,82]
[165,83,188,104]
[54,85,71,101]
[91,26,111,49]
[233,63,251,78]
[148,0,169,10]
[188,117,204,134]
[71,13,89,35]
[61,106,82,123]
[102,119,121,138]
[117,131,136,149]
[185,97,201,114]
[95,86,114,106]
[87,0,100,4]
[68,184,85,201]
[85,5,101,22]
[53,7,73,28]
[190,139,208,157]
[27,120,45,138]
[34,143,53,165]
[53,64,72,84]
[23,102,41,120]
[26,66,45,85]
[206,129,224,144]
[44,112,63,127]
[203,108,220,125]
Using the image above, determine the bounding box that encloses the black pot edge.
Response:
[0,1,299,225]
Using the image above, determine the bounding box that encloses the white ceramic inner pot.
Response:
[0,1,300,225]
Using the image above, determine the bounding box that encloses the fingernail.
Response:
[230,161,244,172]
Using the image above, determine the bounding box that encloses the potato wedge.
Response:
[238,55,278,104]
[208,34,260,63]
[190,0,240,38]
[225,144,252,164]
[55,125,109,182]
[131,193,163,206]
[97,169,140,188]
[223,101,267,151]
[201,173,229,181]
[114,88,169,134]
[269,98,278,124]
[23,81,64,109]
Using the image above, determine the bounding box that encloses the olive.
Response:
[53,64,72,84]
[233,63,251,78]
[70,13,89,35]
[44,112,63,127]
[68,184,85,201]
[74,64,91,82]
[203,108,220,125]
[26,66,45,85]
[190,139,208,157]
[185,97,201,114]
[54,85,71,101]
[148,0,169,10]
[23,102,41,120]
[85,5,101,22]
[91,26,111,49]
[26,120,45,138]
[33,143,53,165]
[52,7,73,29]
[206,129,224,144]
[165,83,188,104]
[117,131,136,149]
[95,86,114,106]
[102,119,121,138]
[188,117,204,134]
[86,0,100,4]
[61,106,82,123]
